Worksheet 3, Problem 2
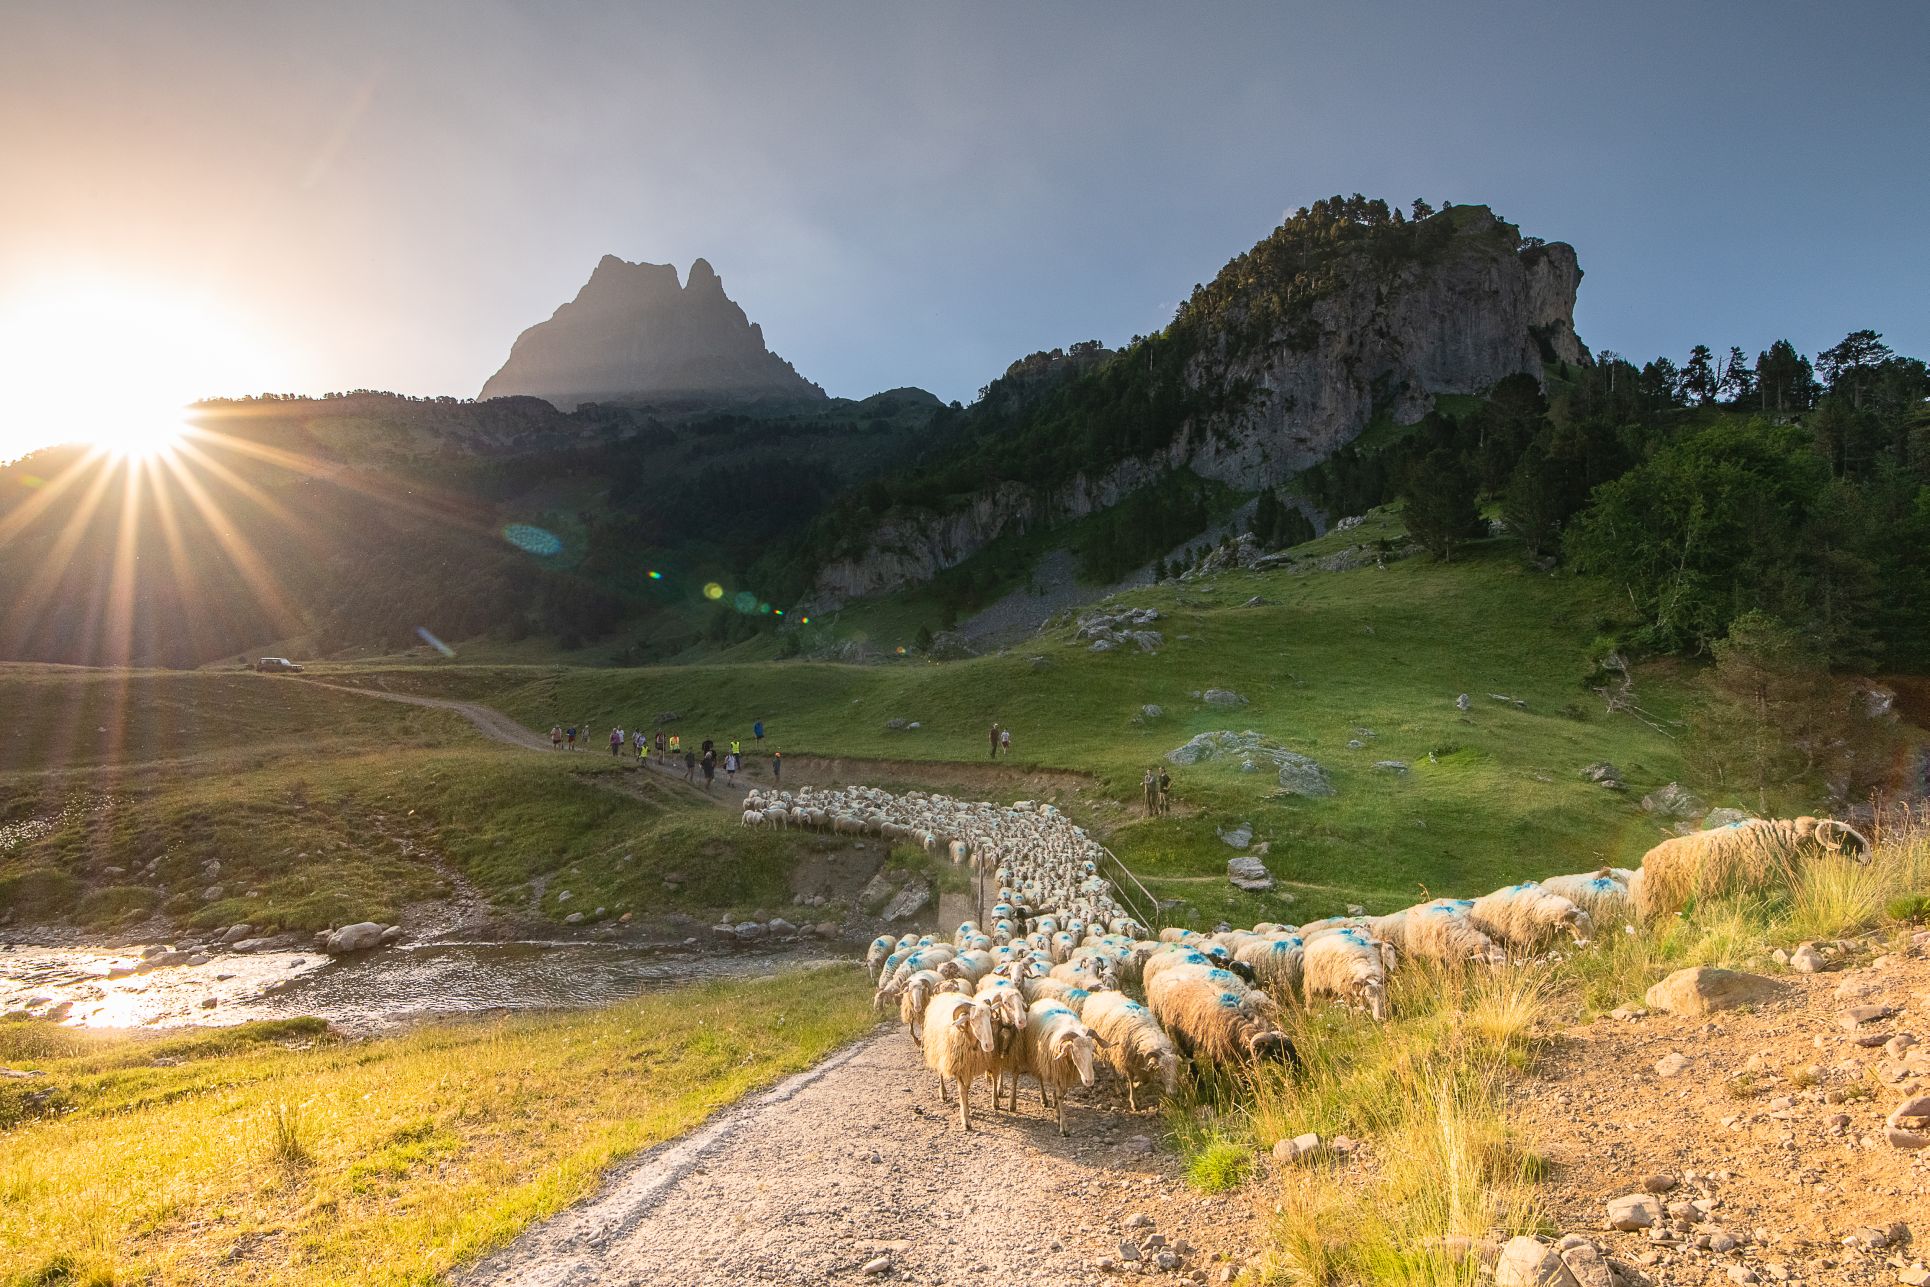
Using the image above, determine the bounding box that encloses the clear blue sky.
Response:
[3,0,1925,408]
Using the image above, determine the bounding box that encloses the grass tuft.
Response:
[267,1101,314,1168]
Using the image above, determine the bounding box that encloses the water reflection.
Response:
[0,942,847,1034]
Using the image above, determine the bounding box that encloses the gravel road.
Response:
[461,1029,1261,1287]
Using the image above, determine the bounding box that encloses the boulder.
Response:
[733,921,767,941]
[1644,967,1784,1016]
[1702,807,1754,829]
[881,882,932,922]
[1203,689,1248,706]
[1493,1236,1580,1287]
[564,911,585,925]
[1557,1241,1614,1287]
[1886,1093,1930,1149]
[1579,761,1625,790]
[231,938,274,954]
[1373,760,1410,774]
[1641,782,1704,818]
[325,922,389,954]
[1271,1132,1320,1164]
[1218,823,1254,849]
[884,718,909,731]
[1456,693,1472,712]
[378,925,404,945]
[1228,857,1274,893]
[767,917,797,937]
[1140,704,1164,720]
[1276,753,1335,797]
[220,924,256,945]
[812,921,842,939]
[1788,943,1827,973]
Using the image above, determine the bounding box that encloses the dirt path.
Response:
[299,679,554,752]
[461,1029,1260,1287]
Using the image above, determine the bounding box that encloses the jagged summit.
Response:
[479,256,823,410]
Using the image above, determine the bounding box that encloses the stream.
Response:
[0,941,846,1034]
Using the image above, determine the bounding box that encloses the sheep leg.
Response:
[1127,1077,1138,1114]
[959,1079,972,1132]
[936,1073,950,1104]
[1057,1081,1069,1137]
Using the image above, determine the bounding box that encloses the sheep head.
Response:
[952,998,995,1053]
[1051,1026,1097,1087]
[1560,905,1593,945]
[1247,1028,1297,1063]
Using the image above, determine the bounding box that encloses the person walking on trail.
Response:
[550,725,563,751]
[999,727,1012,757]
[668,732,681,760]
[610,726,624,757]
[725,750,740,788]
[701,747,717,792]
[1142,767,1158,816]
[654,730,666,763]
[633,728,646,761]
[753,719,764,741]
[565,725,578,751]
[1156,766,1172,815]
[729,737,740,761]
[988,723,1000,760]
[771,749,782,783]
[683,748,697,783]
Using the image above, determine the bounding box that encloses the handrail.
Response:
[1096,842,1165,933]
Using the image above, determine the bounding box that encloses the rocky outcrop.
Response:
[481,256,823,410]
[809,205,1586,607]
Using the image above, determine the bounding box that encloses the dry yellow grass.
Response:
[0,967,875,1287]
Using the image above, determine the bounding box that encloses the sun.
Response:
[0,275,283,463]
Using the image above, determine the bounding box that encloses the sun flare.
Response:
[0,275,283,463]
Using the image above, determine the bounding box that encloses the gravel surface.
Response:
[461,1029,1261,1287]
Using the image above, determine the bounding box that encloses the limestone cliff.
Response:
[480,256,823,410]
[807,203,1585,607]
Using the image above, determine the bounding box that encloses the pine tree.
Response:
[1400,448,1481,561]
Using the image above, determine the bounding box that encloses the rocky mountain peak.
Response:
[480,256,821,410]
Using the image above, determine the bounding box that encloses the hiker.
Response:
[654,730,666,762]
[988,722,1000,760]
[1000,726,1012,757]
[701,747,716,792]
[1142,767,1158,816]
[633,728,646,760]
[668,732,681,760]
[729,737,741,760]
[610,726,623,757]
[565,725,577,751]
[683,748,697,782]
[753,719,764,741]
[1156,767,1172,815]
[701,738,714,757]
[771,749,782,783]
[550,725,563,751]
[725,749,739,787]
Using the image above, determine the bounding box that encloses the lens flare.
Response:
[732,590,757,613]
[647,570,663,580]
[503,523,563,556]
[415,626,456,657]
[703,582,724,600]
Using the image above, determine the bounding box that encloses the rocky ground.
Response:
[1515,935,1930,1287]
[462,1029,1263,1287]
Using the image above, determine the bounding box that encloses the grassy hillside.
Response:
[315,512,1707,920]
[0,668,900,933]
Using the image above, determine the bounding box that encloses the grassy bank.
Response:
[0,967,876,1287]
[1170,817,1930,1285]
[317,518,1702,917]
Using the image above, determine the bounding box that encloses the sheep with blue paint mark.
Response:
[1020,998,1099,1135]
[1301,928,1391,1021]
[1535,869,1635,929]
[922,991,997,1131]
[1395,898,1507,967]
[1081,989,1181,1111]
[1145,962,1294,1063]
[1470,882,1591,955]
[1233,934,1306,999]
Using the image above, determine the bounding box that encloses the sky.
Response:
[1,0,1926,458]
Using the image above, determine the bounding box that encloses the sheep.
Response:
[1536,869,1635,929]
[1233,935,1306,999]
[1020,999,1099,1135]
[898,969,956,1043]
[1470,883,1592,954]
[977,980,1031,1112]
[1397,899,1507,967]
[1020,975,1086,1007]
[1081,989,1180,1112]
[922,992,997,1130]
[948,839,971,865]
[1049,955,1116,991]
[1630,817,1870,921]
[740,809,766,828]
[865,935,897,980]
[1140,946,1215,989]
[1146,964,1294,1063]
[1302,929,1389,1021]
[942,948,996,987]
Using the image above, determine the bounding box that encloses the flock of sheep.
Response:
[798,781,1873,1134]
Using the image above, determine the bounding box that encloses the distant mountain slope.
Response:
[480,256,823,410]
[797,199,1586,607]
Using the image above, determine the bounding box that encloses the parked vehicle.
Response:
[254,656,305,673]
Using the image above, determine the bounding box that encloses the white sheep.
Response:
[1233,935,1306,999]
[1397,899,1507,967]
[1535,869,1634,929]
[1469,883,1592,954]
[922,992,997,1131]
[1081,989,1180,1111]
[1020,999,1099,1135]
[1146,963,1294,1062]
[1301,929,1389,1021]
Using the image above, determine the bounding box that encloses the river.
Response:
[0,941,847,1034]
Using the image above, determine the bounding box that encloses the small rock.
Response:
[1654,1053,1689,1078]
[1886,1093,1930,1149]
[1203,689,1248,706]
[1118,1241,1142,1263]
[1728,1268,1758,1285]
[198,996,217,1009]
[1154,1252,1182,1271]
[1898,1268,1930,1287]
[1494,1235,1579,1287]
[861,1255,892,1276]
[1645,967,1784,1016]
[1839,1004,1896,1029]
[1608,1195,1664,1231]
[1141,704,1164,720]
[1456,693,1472,712]
[1272,1132,1321,1164]
[1642,1173,1678,1193]
[1789,943,1827,973]
[1124,1213,1155,1230]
